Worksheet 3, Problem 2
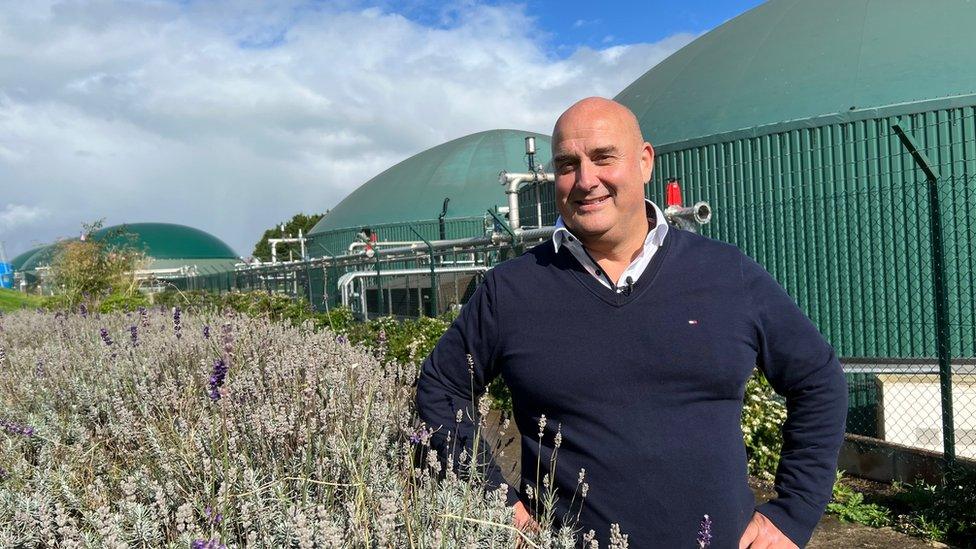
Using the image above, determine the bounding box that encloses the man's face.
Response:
[551,102,654,242]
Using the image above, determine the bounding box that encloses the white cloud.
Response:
[0,204,51,232]
[0,1,694,258]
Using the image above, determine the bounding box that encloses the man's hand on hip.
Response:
[513,500,540,547]
[739,511,798,549]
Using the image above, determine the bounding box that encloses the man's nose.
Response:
[574,160,600,192]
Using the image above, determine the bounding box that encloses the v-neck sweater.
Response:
[416,228,848,548]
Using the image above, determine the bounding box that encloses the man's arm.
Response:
[740,254,848,547]
[415,270,519,505]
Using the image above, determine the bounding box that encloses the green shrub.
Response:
[98,291,151,313]
[894,465,976,544]
[827,471,891,527]
[741,370,786,479]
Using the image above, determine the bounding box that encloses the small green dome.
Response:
[18,244,62,272]
[11,245,49,271]
[92,223,238,259]
[615,0,976,149]
[310,129,552,235]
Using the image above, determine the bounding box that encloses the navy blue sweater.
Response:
[416,228,847,548]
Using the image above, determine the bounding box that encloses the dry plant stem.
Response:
[440,513,541,548]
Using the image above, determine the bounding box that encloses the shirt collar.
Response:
[552,199,668,253]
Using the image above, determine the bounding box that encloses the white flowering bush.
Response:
[0,308,585,548]
[741,371,787,480]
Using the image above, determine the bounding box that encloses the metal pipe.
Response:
[347,240,426,253]
[664,201,712,233]
[438,197,451,240]
[499,171,554,230]
[337,266,489,309]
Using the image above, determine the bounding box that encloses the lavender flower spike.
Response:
[208,358,229,401]
[2,419,35,437]
[99,328,113,346]
[697,514,712,548]
[172,307,182,339]
[192,539,226,549]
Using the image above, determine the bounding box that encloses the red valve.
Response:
[666,179,683,207]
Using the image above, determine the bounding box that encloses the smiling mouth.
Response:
[575,195,611,206]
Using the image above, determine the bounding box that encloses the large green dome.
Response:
[310,130,552,235]
[92,223,238,259]
[615,0,976,150]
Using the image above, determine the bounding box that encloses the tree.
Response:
[251,212,325,262]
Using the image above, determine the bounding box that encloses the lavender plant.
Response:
[0,308,592,547]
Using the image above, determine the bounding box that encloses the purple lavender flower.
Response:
[191,539,226,549]
[697,514,712,548]
[335,334,347,345]
[172,307,182,339]
[99,328,113,346]
[208,358,228,401]
[2,419,34,437]
[79,304,88,318]
[204,506,223,524]
[203,325,210,339]
[0,466,8,481]
[130,325,138,346]
[138,306,149,328]
[409,425,432,445]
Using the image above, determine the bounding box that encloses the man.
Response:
[416,97,847,548]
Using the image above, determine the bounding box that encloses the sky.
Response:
[0,0,762,259]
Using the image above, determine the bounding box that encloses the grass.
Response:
[0,288,45,312]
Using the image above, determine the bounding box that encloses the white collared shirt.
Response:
[552,199,669,293]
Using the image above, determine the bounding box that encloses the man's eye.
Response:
[556,164,576,174]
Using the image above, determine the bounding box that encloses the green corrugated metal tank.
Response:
[606,0,976,361]
[605,0,976,439]
[308,129,551,255]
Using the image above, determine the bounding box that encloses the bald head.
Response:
[550,96,655,253]
[552,97,646,150]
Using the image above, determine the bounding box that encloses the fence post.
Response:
[408,225,437,317]
[374,254,384,318]
[892,118,955,466]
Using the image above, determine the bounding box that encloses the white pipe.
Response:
[347,240,424,253]
[269,236,307,264]
[499,171,554,230]
[337,266,489,309]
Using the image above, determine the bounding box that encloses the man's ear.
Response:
[640,141,655,183]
